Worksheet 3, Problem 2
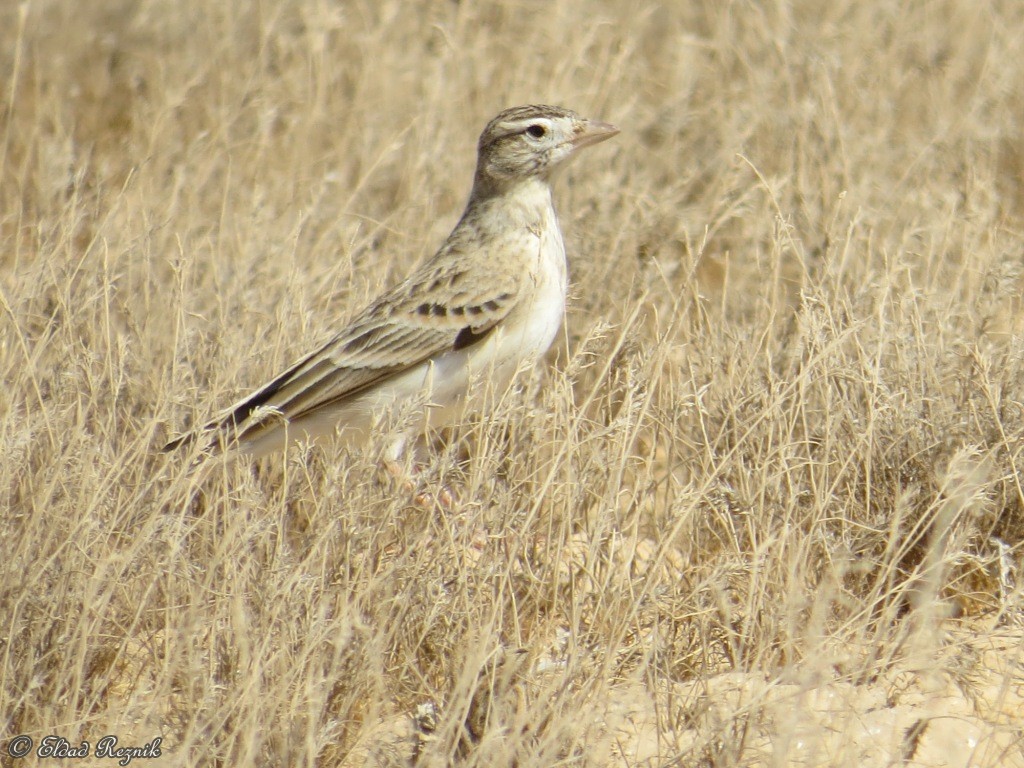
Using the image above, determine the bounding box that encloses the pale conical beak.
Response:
[571,119,620,150]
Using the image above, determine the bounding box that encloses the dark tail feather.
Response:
[162,431,196,453]
[162,424,238,456]
[162,358,298,456]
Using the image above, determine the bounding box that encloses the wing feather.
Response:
[178,264,521,449]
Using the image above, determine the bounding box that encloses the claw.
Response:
[383,458,456,509]
[413,485,456,509]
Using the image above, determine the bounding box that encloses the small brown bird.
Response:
[165,104,618,465]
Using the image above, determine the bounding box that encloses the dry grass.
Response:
[3,0,1024,765]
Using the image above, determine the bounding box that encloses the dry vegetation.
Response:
[3,0,1024,765]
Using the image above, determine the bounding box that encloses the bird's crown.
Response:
[473,104,616,190]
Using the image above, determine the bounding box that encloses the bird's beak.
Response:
[571,119,620,150]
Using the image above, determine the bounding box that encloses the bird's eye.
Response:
[525,124,547,139]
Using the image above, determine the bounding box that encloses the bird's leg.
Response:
[382,434,455,509]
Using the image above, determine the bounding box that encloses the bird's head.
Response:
[474,104,618,193]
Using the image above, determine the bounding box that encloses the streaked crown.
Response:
[473,104,618,192]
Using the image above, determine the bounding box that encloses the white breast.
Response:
[511,212,567,360]
[405,192,567,425]
[322,181,569,446]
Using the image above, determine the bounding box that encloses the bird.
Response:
[164,104,618,468]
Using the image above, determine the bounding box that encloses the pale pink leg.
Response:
[382,434,455,509]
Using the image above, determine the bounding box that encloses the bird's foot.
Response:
[383,458,456,510]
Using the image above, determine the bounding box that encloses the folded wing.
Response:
[164,264,520,453]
